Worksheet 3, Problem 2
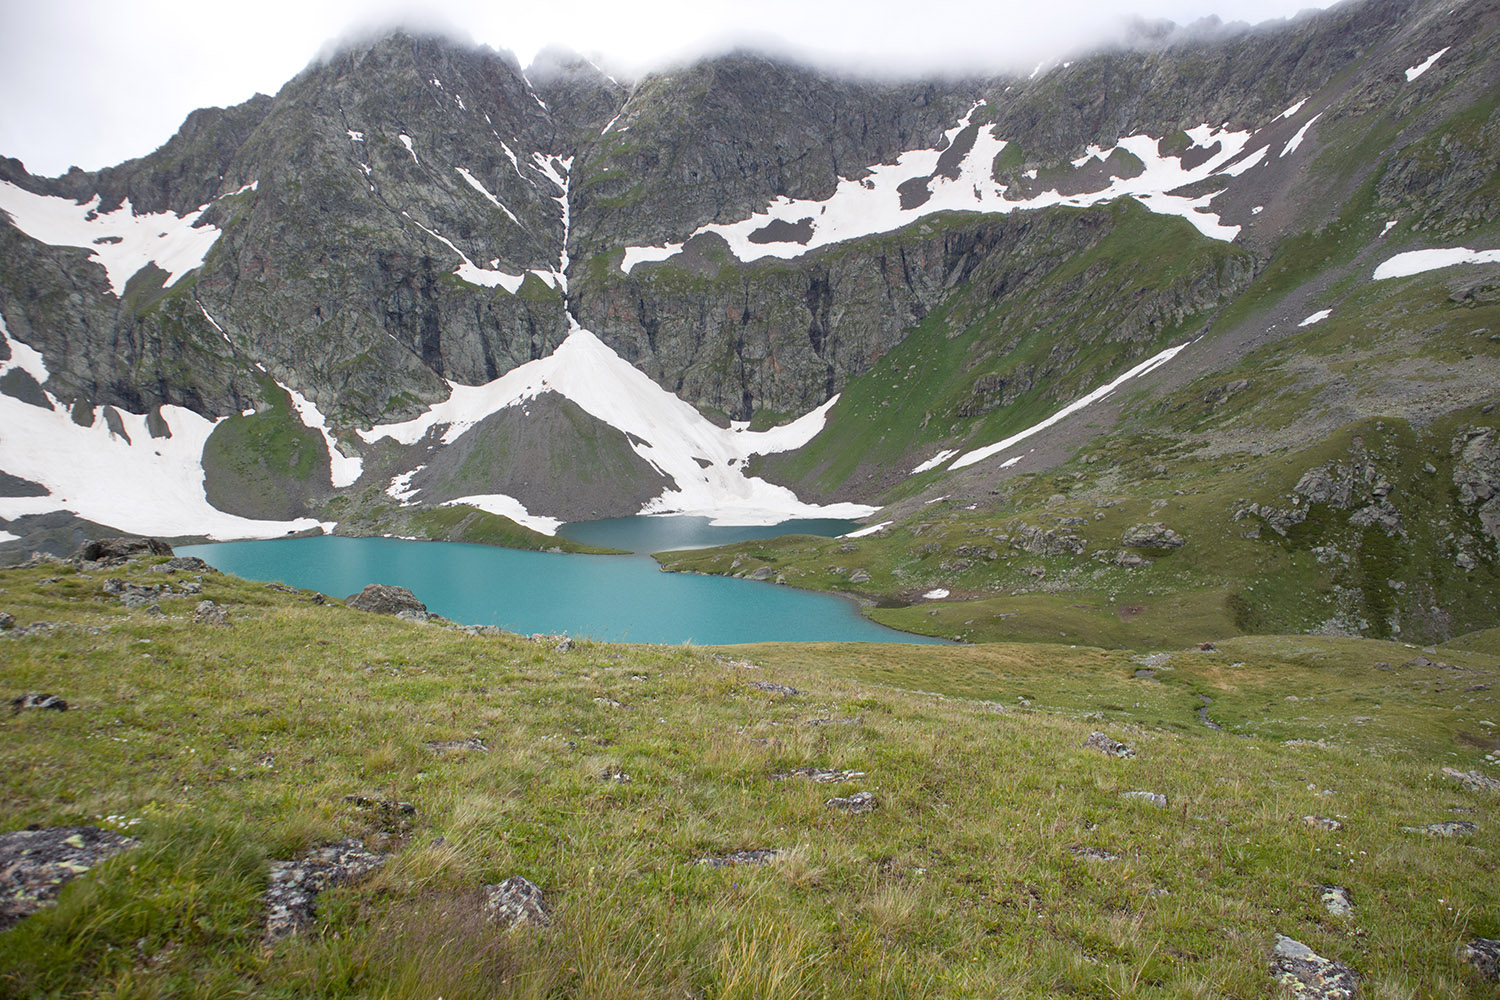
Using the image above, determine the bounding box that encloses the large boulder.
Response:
[73,537,172,564]
[1121,523,1185,551]
[345,584,428,618]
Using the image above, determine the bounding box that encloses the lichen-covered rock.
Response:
[482,876,551,929]
[1069,845,1118,862]
[0,826,138,929]
[263,839,387,942]
[1120,523,1185,551]
[1270,935,1358,999]
[1401,820,1476,837]
[1085,731,1136,758]
[1121,791,1167,808]
[774,767,866,783]
[345,584,428,617]
[749,680,800,696]
[1460,938,1500,981]
[1441,767,1500,795]
[826,791,877,814]
[697,848,780,868]
[1321,885,1354,919]
[192,600,230,625]
[1304,815,1343,831]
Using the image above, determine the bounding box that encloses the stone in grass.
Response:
[345,584,429,618]
[1085,731,1136,758]
[697,848,780,868]
[1069,845,1118,862]
[0,826,139,929]
[343,793,416,817]
[1400,821,1476,837]
[774,767,866,784]
[192,600,230,626]
[0,612,13,630]
[482,876,551,929]
[425,737,488,755]
[1271,935,1358,999]
[263,839,387,943]
[1461,938,1500,981]
[9,692,67,713]
[1441,767,1500,795]
[1121,791,1168,808]
[749,680,801,696]
[1121,523,1185,551]
[1321,885,1354,919]
[826,791,877,814]
[1303,815,1344,832]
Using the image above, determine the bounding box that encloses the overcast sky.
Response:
[0,0,1337,177]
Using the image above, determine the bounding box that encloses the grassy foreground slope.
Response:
[2,555,1498,997]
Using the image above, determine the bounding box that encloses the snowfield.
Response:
[1373,247,1500,280]
[0,180,236,295]
[360,318,877,528]
[0,317,325,540]
[620,105,1277,273]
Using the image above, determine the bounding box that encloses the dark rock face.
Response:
[263,839,387,942]
[0,826,138,929]
[74,537,172,564]
[345,584,428,617]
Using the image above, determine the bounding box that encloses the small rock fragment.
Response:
[263,839,386,942]
[1303,815,1343,832]
[343,793,416,816]
[1085,731,1136,758]
[697,848,780,868]
[0,612,13,630]
[826,791,877,814]
[425,737,488,755]
[481,876,551,929]
[1270,935,1358,999]
[1321,885,1354,919]
[1401,821,1475,837]
[192,600,230,626]
[0,826,138,929]
[1460,938,1500,980]
[1121,791,1168,808]
[600,768,631,783]
[749,681,801,696]
[1069,845,1118,862]
[9,692,67,713]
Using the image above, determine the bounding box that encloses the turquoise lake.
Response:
[180,520,939,645]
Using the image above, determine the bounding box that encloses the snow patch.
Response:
[454,167,519,223]
[950,341,1191,471]
[1373,247,1500,280]
[1000,454,1025,469]
[1298,309,1332,327]
[1280,114,1321,157]
[1279,99,1307,119]
[1381,219,1398,237]
[0,530,19,545]
[923,588,950,599]
[442,494,561,536]
[1251,206,1264,215]
[279,383,363,488]
[359,319,875,525]
[912,449,959,475]
[0,182,227,295]
[1405,46,1450,81]
[398,134,419,164]
[403,212,527,292]
[844,521,891,538]
[346,129,364,142]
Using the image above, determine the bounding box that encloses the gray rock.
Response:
[1270,935,1358,999]
[481,876,551,929]
[848,569,871,584]
[697,848,780,868]
[749,680,800,696]
[1069,845,1118,862]
[192,600,230,626]
[263,839,387,942]
[1460,938,1500,981]
[1441,767,1500,794]
[1401,821,1475,837]
[425,737,488,754]
[0,612,13,630]
[1113,550,1146,568]
[1303,815,1343,831]
[345,584,428,617]
[9,692,66,712]
[343,793,416,817]
[1121,523,1185,551]
[1121,791,1168,808]
[1085,731,1136,758]
[1321,885,1353,919]
[0,826,139,929]
[826,791,877,814]
[747,566,775,581]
